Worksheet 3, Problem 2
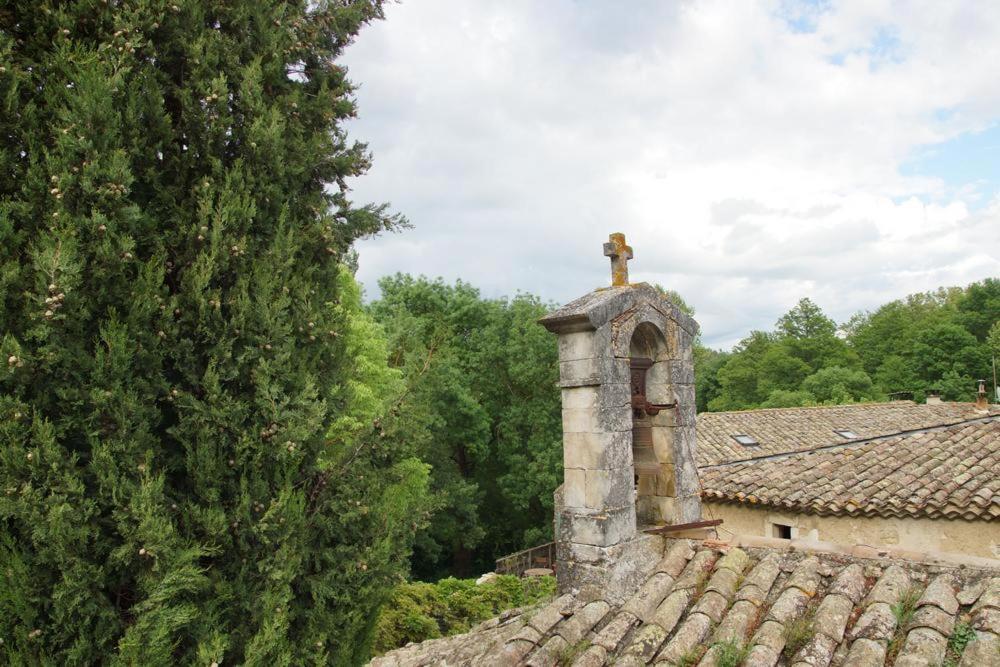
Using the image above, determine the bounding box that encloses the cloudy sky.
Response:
[340,0,1000,348]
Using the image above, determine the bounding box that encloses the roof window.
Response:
[732,434,759,447]
[834,429,859,439]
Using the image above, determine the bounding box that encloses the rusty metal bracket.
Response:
[643,519,723,535]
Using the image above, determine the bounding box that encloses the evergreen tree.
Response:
[0,1,428,663]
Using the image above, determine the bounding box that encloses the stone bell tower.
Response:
[539,233,701,600]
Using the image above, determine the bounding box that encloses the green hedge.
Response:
[373,575,556,654]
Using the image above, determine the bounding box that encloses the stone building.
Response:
[697,401,1000,559]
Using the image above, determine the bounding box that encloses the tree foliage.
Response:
[845,282,994,401]
[372,574,555,655]
[0,1,429,663]
[700,285,997,411]
[369,276,561,579]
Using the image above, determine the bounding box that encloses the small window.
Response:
[732,434,759,447]
[772,523,793,539]
[834,429,859,439]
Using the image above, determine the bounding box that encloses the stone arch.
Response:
[624,318,680,525]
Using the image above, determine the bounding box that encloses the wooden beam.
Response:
[643,519,723,535]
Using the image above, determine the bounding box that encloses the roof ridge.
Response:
[697,400,993,418]
[708,535,1000,570]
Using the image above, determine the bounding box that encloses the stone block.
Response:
[636,495,659,524]
[668,359,695,385]
[557,331,595,362]
[678,402,696,426]
[673,382,695,410]
[563,469,586,508]
[561,385,599,410]
[649,406,678,428]
[559,357,599,385]
[651,426,676,463]
[599,355,631,384]
[585,467,633,509]
[654,465,676,496]
[599,382,631,407]
[678,426,698,462]
[561,542,605,565]
[591,322,614,356]
[656,494,701,525]
[563,430,633,470]
[562,405,631,434]
[646,360,672,386]
[675,456,701,496]
[598,405,632,432]
[637,472,657,496]
[677,328,696,361]
[645,381,676,405]
[561,407,597,433]
[561,505,635,547]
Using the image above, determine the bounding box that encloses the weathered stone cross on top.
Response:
[603,232,633,287]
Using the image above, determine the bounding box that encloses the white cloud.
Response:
[341,0,1000,348]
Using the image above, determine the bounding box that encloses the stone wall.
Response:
[705,500,1000,559]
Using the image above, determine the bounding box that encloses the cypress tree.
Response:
[0,1,428,663]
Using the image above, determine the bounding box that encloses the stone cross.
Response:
[603,233,633,287]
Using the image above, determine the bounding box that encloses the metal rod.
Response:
[643,519,724,535]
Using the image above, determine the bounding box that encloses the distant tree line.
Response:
[368,276,999,579]
[698,279,1000,411]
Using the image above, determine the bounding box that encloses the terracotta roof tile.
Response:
[696,401,998,467]
[701,418,1000,521]
[370,539,1000,666]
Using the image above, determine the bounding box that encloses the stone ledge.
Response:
[706,534,1000,570]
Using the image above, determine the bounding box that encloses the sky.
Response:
[340,0,1000,349]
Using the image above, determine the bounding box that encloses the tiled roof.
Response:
[370,538,1000,666]
[700,417,1000,522]
[696,401,998,467]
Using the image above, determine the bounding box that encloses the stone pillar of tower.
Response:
[539,233,701,602]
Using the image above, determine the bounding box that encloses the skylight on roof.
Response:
[732,434,759,447]
[834,429,859,439]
